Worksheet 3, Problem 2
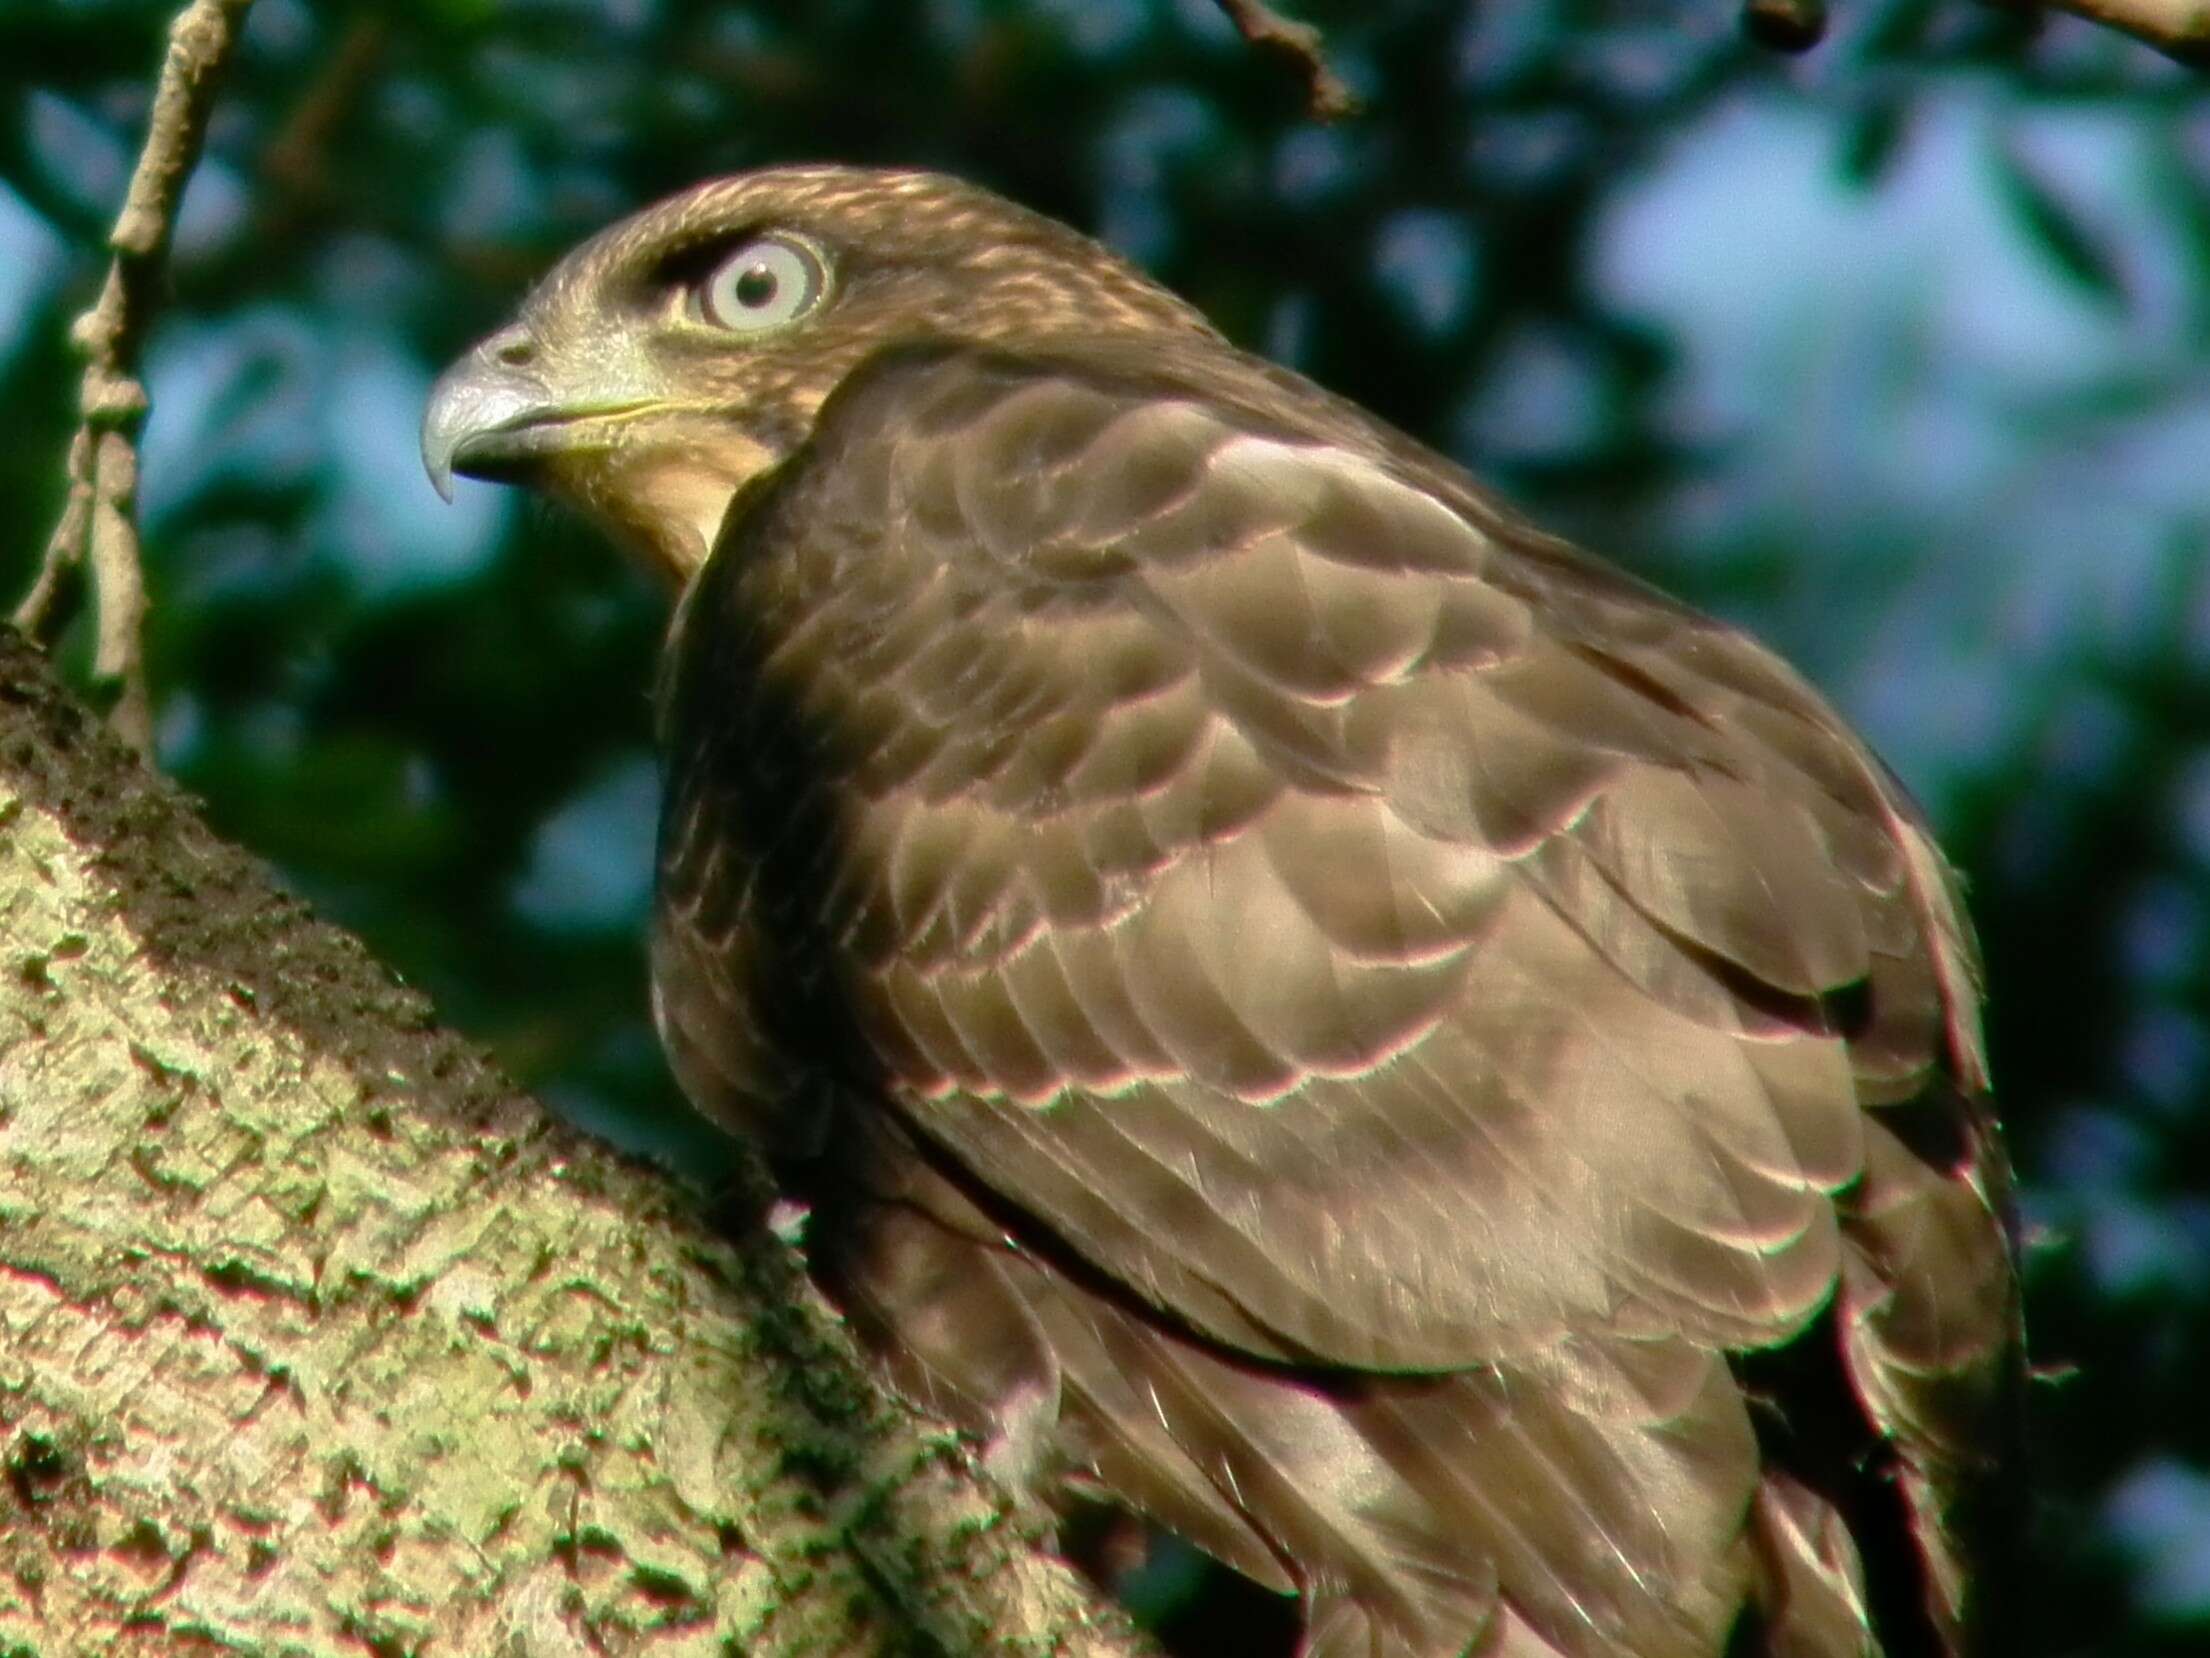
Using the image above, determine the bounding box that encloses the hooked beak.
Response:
[421,317,759,585]
[421,324,650,501]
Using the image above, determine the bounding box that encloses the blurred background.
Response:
[3,0,2204,1650]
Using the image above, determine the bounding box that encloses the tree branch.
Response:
[1210,0,1359,122]
[0,627,1150,1657]
[13,0,258,756]
[1737,0,2210,66]
[2032,0,2210,63]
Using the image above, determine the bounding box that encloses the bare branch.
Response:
[2034,0,2210,63]
[14,0,258,756]
[1740,0,2210,62]
[260,15,388,215]
[1211,0,1359,123]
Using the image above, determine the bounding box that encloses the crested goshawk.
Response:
[423,166,2022,1658]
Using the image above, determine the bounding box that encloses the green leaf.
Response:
[1994,142,2127,307]
[1836,97,1909,190]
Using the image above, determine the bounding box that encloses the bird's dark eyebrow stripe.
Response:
[638,225,780,291]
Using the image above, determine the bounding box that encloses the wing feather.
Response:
[653,342,2018,1656]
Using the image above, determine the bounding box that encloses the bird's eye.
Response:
[699,235,829,333]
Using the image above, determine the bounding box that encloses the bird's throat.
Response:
[582,436,776,589]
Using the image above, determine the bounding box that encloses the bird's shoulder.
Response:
[653,333,1995,1376]
[718,332,1983,1060]
[784,330,1679,610]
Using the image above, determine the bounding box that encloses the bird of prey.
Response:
[423,166,2022,1658]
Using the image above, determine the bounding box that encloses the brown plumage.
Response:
[423,166,2023,1658]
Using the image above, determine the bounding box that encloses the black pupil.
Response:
[734,263,780,308]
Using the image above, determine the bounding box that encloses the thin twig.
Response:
[1211,0,1359,123]
[260,15,387,214]
[14,0,258,755]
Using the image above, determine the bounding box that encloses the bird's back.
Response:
[648,340,2023,1658]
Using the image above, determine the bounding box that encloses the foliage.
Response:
[4,1,2207,1650]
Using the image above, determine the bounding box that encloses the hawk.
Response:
[423,166,2021,1658]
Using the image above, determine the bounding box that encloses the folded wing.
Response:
[653,343,2020,1657]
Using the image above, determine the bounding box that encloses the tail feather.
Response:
[1748,1473,1876,1658]
[1030,1260,1499,1654]
[1346,1338,1763,1658]
[813,1104,2013,1658]
[1837,1097,2024,1654]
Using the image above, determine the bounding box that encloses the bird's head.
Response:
[422,164,1223,585]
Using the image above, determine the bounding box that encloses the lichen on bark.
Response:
[0,628,1146,1656]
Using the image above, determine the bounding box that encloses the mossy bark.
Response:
[0,627,1146,1657]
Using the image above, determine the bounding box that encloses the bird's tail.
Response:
[814,1113,1942,1658]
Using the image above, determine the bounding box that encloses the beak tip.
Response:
[422,379,463,503]
[423,346,538,505]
